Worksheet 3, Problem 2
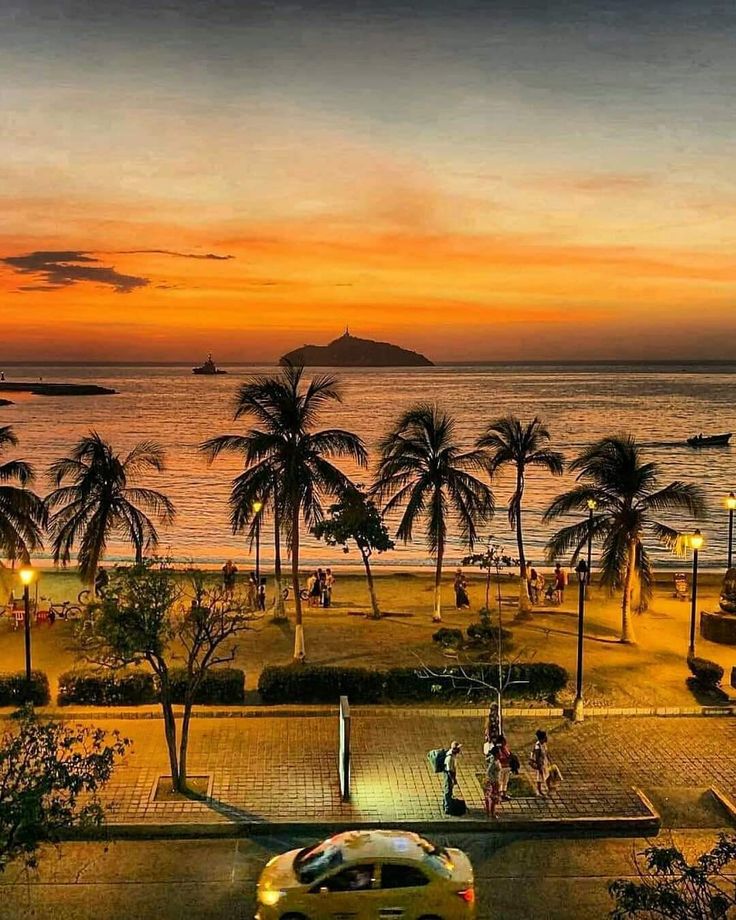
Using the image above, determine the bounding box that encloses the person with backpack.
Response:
[494,734,515,801]
[443,740,463,814]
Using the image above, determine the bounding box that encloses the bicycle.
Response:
[41,597,83,621]
[281,586,309,601]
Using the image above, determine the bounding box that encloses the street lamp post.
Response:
[252,500,263,583]
[573,559,588,722]
[585,499,597,600]
[688,529,704,659]
[727,492,736,570]
[19,567,35,702]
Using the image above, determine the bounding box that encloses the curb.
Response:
[711,785,736,823]
[71,811,661,841]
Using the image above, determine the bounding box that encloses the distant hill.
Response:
[280,330,433,367]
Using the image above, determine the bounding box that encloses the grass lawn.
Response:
[1,567,733,708]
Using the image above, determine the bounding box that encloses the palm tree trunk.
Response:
[515,473,532,616]
[361,547,380,619]
[621,539,638,645]
[291,504,306,661]
[433,542,444,622]
[272,493,286,620]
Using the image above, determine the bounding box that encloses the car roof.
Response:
[322,830,439,863]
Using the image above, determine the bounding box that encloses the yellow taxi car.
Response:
[255,829,475,920]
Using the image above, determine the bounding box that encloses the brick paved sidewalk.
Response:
[80,712,736,831]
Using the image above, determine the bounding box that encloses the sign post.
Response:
[338,695,351,802]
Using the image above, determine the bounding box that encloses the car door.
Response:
[308,863,379,919]
[378,862,433,919]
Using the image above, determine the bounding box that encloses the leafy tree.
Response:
[312,486,394,618]
[203,364,366,661]
[82,561,256,792]
[46,433,176,584]
[0,709,128,870]
[476,416,563,614]
[0,426,46,564]
[609,835,736,919]
[544,435,705,644]
[374,404,494,622]
[462,541,520,613]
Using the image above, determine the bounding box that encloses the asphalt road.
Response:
[0,830,726,920]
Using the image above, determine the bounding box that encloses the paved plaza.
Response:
[79,710,736,830]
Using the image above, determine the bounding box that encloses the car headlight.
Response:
[258,888,286,907]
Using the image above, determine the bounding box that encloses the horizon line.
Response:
[2,358,736,368]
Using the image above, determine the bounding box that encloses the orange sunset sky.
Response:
[2,1,736,363]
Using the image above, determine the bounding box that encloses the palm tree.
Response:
[544,434,705,644]
[202,364,367,660]
[0,426,46,563]
[46,432,176,583]
[374,404,494,622]
[476,416,564,614]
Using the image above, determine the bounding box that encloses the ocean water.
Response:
[1,364,735,570]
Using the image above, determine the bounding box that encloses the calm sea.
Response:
[2,364,735,571]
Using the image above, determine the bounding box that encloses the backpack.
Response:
[445,796,467,817]
[509,752,521,775]
[427,748,447,773]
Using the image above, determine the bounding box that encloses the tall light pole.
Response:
[573,559,588,723]
[585,498,597,600]
[252,500,263,583]
[727,492,736,570]
[19,567,35,702]
[688,529,704,659]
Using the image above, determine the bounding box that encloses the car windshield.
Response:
[293,842,344,884]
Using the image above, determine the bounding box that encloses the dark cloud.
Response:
[2,251,149,293]
[116,249,234,260]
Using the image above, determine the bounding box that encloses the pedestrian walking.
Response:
[257,576,267,611]
[485,745,501,819]
[443,740,463,814]
[528,566,539,605]
[530,729,551,796]
[553,563,567,605]
[454,569,470,609]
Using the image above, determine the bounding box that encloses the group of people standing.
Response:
[526,562,568,605]
[307,568,335,608]
[221,560,266,611]
[441,726,561,819]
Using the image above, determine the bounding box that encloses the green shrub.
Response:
[432,627,464,647]
[258,662,567,704]
[167,667,245,704]
[466,623,513,645]
[687,656,724,689]
[258,665,383,704]
[0,671,50,707]
[57,670,156,706]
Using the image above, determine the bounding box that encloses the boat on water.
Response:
[192,354,227,376]
[687,432,732,448]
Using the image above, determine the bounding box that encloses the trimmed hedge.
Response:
[687,656,724,689]
[57,667,245,706]
[258,662,568,704]
[168,667,245,705]
[58,670,156,706]
[0,670,50,707]
[258,665,382,704]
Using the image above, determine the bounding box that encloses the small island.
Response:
[0,382,116,397]
[280,329,433,367]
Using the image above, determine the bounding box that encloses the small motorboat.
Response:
[192,354,227,376]
[687,432,732,448]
